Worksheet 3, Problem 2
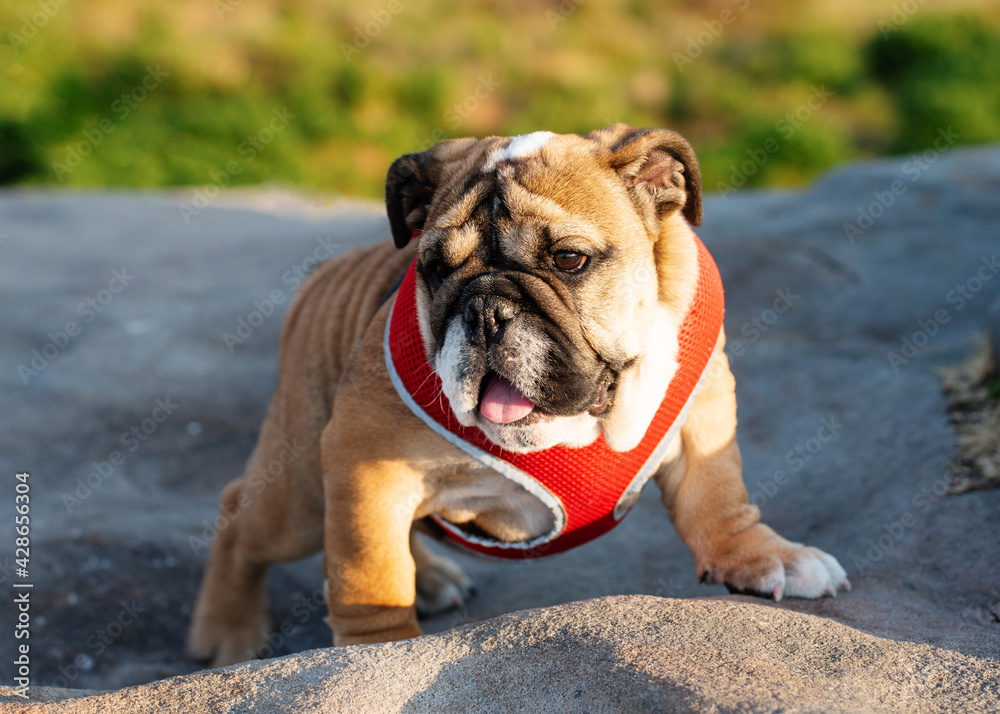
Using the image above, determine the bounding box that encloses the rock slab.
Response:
[1,144,999,708]
[3,596,999,713]
[989,293,1000,372]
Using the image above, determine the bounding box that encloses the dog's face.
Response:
[385,124,703,453]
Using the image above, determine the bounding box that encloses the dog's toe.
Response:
[210,628,270,668]
[702,524,850,602]
[415,555,475,616]
[783,546,848,599]
[187,608,270,668]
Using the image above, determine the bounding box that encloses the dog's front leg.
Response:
[656,337,848,600]
[320,421,427,646]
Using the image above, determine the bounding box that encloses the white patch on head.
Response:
[484,131,555,172]
[501,131,555,161]
[600,306,680,452]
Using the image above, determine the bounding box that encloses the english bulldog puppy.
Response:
[188,124,848,668]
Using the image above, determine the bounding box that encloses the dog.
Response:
[188,124,849,668]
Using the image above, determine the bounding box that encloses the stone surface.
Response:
[0,145,999,709]
[3,596,999,713]
[989,293,1000,373]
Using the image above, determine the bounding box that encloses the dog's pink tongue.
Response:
[480,375,535,424]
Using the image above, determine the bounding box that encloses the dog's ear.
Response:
[385,138,480,248]
[385,152,436,248]
[588,123,702,227]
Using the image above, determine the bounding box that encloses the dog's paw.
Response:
[699,523,850,602]
[415,552,476,616]
[187,604,270,668]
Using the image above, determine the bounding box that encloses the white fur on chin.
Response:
[436,314,602,452]
[434,304,680,454]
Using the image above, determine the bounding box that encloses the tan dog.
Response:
[188,124,849,668]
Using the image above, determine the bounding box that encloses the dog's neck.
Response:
[655,214,702,312]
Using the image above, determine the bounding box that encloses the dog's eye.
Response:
[552,251,588,273]
[422,260,452,291]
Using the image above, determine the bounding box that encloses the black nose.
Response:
[463,294,517,345]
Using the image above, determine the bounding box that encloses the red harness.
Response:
[384,235,724,559]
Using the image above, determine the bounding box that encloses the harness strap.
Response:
[384,235,725,559]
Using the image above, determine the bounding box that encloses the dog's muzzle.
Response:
[462,293,518,348]
[452,275,614,427]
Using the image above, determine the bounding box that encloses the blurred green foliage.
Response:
[867,13,1000,149]
[1,0,998,197]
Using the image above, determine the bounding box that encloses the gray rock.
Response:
[3,596,999,713]
[990,293,1000,373]
[1,144,999,706]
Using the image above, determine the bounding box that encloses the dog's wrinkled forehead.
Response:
[385,123,703,253]
[420,132,626,263]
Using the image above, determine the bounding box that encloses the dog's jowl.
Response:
[188,124,848,668]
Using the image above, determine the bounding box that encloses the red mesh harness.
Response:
[383,233,725,559]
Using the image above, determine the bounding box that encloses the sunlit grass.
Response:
[1,0,998,196]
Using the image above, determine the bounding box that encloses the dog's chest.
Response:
[423,463,556,546]
[386,236,725,559]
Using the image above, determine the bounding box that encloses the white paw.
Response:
[780,546,850,600]
[700,524,851,601]
[415,554,475,616]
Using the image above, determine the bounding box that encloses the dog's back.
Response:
[277,239,415,422]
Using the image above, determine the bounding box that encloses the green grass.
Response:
[1,0,998,197]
